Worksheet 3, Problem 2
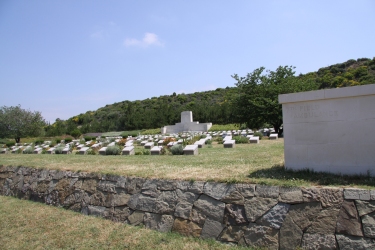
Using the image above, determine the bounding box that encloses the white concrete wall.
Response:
[279,84,375,176]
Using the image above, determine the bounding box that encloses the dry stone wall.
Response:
[1,165,375,249]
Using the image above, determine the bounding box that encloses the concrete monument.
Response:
[279,84,375,176]
[161,111,212,134]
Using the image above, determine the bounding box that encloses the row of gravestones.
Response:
[0,165,374,249]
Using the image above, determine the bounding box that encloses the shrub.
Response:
[121,131,139,138]
[163,137,176,146]
[6,142,15,148]
[87,148,97,155]
[55,138,62,144]
[253,132,263,140]
[55,147,64,154]
[216,137,224,144]
[205,140,212,145]
[64,137,73,143]
[142,149,150,155]
[70,129,82,139]
[23,147,34,154]
[117,138,127,146]
[233,136,249,144]
[170,144,184,155]
[34,139,44,145]
[106,146,121,155]
[84,136,93,142]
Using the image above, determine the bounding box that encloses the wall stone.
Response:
[1,165,375,249]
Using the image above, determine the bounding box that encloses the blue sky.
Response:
[1,1,374,124]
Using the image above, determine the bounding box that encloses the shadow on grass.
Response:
[248,164,375,187]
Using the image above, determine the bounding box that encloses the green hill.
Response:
[45,57,375,136]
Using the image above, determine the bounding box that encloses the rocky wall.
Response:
[1,165,375,249]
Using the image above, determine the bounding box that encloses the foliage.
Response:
[70,129,82,139]
[209,124,239,132]
[86,148,97,155]
[34,139,44,145]
[232,66,319,134]
[142,149,150,155]
[105,146,121,155]
[22,147,34,154]
[55,138,62,144]
[84,136,94,142]
[253,131,263,140]
[163,137,176,146]
[117,138,127,146]
[64,137,73,143]
[205,139,212,145]
[233,136,248,144]
[170,144,184,155]
[121,131,139,138]
[216,137,224,144]
[0,105,46,143]
[5,142,15,148]
[54,147,64,154]
[141,128,160,135]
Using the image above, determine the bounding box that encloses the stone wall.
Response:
[1,165,375,249]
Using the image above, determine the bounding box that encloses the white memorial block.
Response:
[0,148,8,154]
[161,111,212,134]
[158,140,164,146]
[33,148,42,154]
[107,142,115,147]
[183,145,198,155]
[144,142,154,149]
[279,84,375,176]
[85,141,92,146]
[249,136,259,144]
[77,144,84,150]
[223,140,236,148]
[79,147,89,155]
[194,139,206,148]
[122,146,135,155]
[269,134,278,140]
[62,148,70,154]
[140,141,148,146]
[223,136,232,142]
[47,148,56,154]
[91,143,100,149]
[150,146,163,155]
[99,147,107,155]
[177,139,183,144]
[125,141,133,147]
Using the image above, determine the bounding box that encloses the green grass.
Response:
[0,196,250,250]
[1,139,374,188]
[209,124,240,131]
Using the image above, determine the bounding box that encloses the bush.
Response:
[87,148,97,155]
[55,147,64,154]
[70,129,82,139]
[84,136,93,142]
[233,136,248,144]
[163,137,176,146]
[216,137,224,144]
[117,138,127,146]
[6,142,15,148]
[55,138,62,144]
[121,131,139,138]
[142,149,150,155]
[64,137,73,143]
[205,140,212,145]
[170,144,184,155]
[106,146,121,155]
[253,132,263,140]
[23,147,34,154]
[34,139,44,145]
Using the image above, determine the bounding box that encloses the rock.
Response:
[287,202,322,231]
[109,193,131,207]
[244,197,278,222]
[172,218,202,237]
[244,223,279,249]
[255,185,279,198]
[174,201,193,220]
[176,189,199,203]
[319,188,343,208]
[301,233,337,250]
[97,180,117,193]
[344,188,371,200]
[279,187,303,204]
[157,191,178,207]
[193,194,225,222]
[81,179,98,194]
[125,177,145,194]
[190,208,206,226]
[144,213,174,233]
[177,181,204,194]
[203,182,236,200]
[279,215,303,250]
[224,204,248,225]
[127,193,140,210]
[127,211,144,225]
[336,200,363,236]
[87,205,111,219]
[355,200,375,217]
[256,202,290,229]
[362,212,375,238]
[336,234,375,250]
[306,208,340,234]
[112,206,131,222]
[220,225,246,243]
[115,176,126,189]
[235,183,256,198]
[90,191,109,207]
[221,191,245,205]
[201,218,225,239]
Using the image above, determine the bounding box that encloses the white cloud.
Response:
[90,30,104,39]
[124,32,164,48]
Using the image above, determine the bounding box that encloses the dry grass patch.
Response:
[0,196,249,250]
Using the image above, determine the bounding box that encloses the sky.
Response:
[1,1,374,124]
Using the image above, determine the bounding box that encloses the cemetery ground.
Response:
[1,138,374,189]
[0,195,248,250]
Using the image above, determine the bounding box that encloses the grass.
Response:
[0,195,251,250]
[1,139,374,188]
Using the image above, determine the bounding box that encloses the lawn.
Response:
[1,139,374,188]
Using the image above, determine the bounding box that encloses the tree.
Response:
[0,105,46,143]
[232,66,319,134]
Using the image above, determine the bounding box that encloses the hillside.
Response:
[45,57,375,136]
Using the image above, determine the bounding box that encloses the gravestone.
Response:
[150,146,163,155]
[79,147,89,155]
[144,142,154,149]
[279,84,375,176]
[223,140,235,148]
[99,147,107,155]
[249,136,259,144]
[122,146,135,155]
[183,145,198,155]
[269,134,278,140]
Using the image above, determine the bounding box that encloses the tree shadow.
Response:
[248,164,375,187]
